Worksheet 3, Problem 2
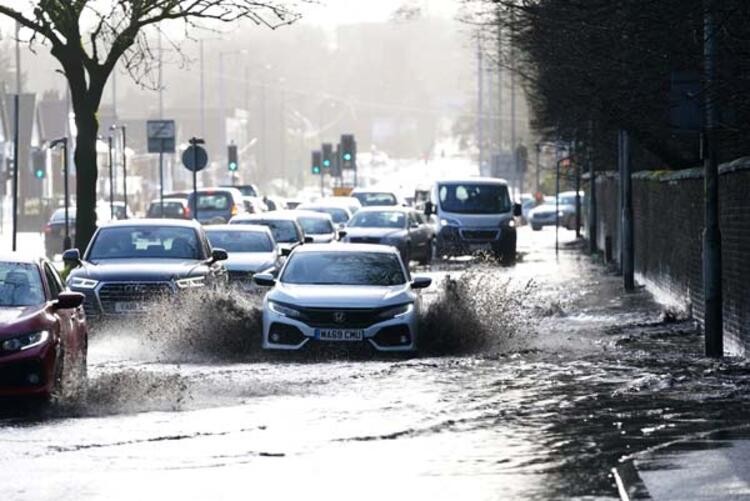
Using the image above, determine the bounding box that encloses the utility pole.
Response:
[587,120,597,255]
[11,20,21,252]
[510,24,518,197]
[108,135,114,219]
[477,36,484,174]
[121,125,128,216]
[199,40,205,139]
[620,129,634,291]
[497,26,503,158]
[703,0,722,357]
[535,143,541,193]
[158,33,164,119]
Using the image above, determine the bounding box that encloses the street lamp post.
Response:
[121,125,128,217]
[108,135,115,219]
[50,137,70,251]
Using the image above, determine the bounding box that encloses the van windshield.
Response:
[438,183,511,214]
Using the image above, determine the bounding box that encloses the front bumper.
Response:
[262,307,418,353]
[71,281,176,320]
[0,340,57,397]
[437,226,508,255]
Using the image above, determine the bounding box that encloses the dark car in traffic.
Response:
[205,225,281,287]
[187,188,246,225]
[146,198,192,219]
[0,254,87,400]
[229,211,309,254]
[341,207,434,265]
[65,219,228,320]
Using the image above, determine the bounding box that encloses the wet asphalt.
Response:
[2,227,750,501]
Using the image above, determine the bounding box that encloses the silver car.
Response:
[204,225,281,286]
[287,210,337,243]
[253,244,431,353]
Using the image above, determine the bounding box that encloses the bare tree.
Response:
[0,1,304,249]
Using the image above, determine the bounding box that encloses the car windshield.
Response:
[303,207,349,223]
[353,192,398,206]
[558,194,580,205]
[233,219,299,243]
[298,217,334,235]
[0,262,44,307]
[348,211,406,229]
[147,202,185,218]
[195,193,231,211]
[88,226,202,260]
[438,183,511,214]
[206,230,273,253]
[281,252,405,286]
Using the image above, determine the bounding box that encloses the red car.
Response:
[0,254,88,400]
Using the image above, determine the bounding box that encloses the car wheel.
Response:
[499,233,517,266]
[531,224,542,231]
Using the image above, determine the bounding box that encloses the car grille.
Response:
[460,229,499,241]
[298,307,390,329]
[97,282,173,314]
[348,237,381,244]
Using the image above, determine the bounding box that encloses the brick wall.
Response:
[586,157,750,356]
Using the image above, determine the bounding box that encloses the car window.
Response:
[88,226,202,260]
[206,230,274,252]
[235,220,299,243]
[353,192,398,206]
[282,252,405,286]
[43,263,63,299]
[298,217,334,235]
[348,211,406,229]
[148,202,185,218]
[438,183,511,214]
[196,193,230,211]
[0,262,45,306]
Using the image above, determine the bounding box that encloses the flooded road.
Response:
[3,228,750,500]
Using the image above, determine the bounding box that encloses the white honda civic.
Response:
[253,243,431,352]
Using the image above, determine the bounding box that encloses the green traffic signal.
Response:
[228,161,238,172]
[322,159,331,167]
[312,165,321,174]
[34,169,45,179]
[343,153,352,161]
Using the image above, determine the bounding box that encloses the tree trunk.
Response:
[73,106,99,251]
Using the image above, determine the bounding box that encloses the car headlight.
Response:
[69,277,99,289]
[268,300,303,319]
[503,219,516,228]
[1,331,50,353]
[440,217,460,227]
[558,211,565,217]
[378,303,414,320]
[175,276,206,289]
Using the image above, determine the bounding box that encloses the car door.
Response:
[406,212,425,254]
[43,262,80,355]
[201,230,228,285]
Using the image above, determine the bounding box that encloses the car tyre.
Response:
[499,232,517,266]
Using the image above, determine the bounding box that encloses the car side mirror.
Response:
[304,236,314,244]
[337,230,347,239]
[253,273,276,287]
[62,248,82,267]
[513,203,522,217]
[211,248,228,262]
[410,276,432,289]
[281,247,293,257]
[54,291,84,310]
[424,201,434,216]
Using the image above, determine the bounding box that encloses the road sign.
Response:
[182,145,208,172]
[147,120,176,153]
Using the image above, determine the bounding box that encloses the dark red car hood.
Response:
[0,305,49,337]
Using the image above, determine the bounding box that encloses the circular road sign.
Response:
[182,145,208,172]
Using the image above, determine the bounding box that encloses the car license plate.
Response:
[315,328,364,342]
[114,301,147,313]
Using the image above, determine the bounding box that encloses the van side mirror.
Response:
[513,203,522,217]
[62,248,82,267]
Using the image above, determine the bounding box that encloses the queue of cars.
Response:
[4,177,528,400]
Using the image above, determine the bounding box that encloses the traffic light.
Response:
[321,143,333,170]
[311,151,322,175]
[340,134,356,170]
[32,148,46,179]
[227,143,238,172]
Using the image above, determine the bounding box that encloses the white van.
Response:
[425,177,521,265]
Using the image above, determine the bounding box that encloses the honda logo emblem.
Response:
[333,311,346,324]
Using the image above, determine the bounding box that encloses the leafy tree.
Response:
[465,0,750,170]
[0,1,303,249]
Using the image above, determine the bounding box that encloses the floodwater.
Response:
[2,228,750,501]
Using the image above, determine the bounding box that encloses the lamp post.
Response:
[120,125,128,217]
[108,135,115,219]
[49,137,70,251]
